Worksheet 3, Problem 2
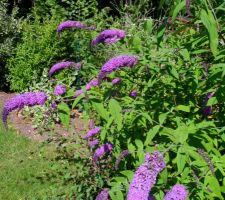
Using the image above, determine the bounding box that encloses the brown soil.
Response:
[0,92,87,141]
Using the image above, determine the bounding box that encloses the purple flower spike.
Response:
[2,92,47,127]
[112,78,121,85]
[203,91,215,116]
[93,143,113,163]
[51,101,58,110]
[96,189,109,200]
[74,89,84,98]
[99,55,138,79]
[89,119,95,129]
[85,78,100,90]
[89,139,99,148]
[115,149,130,170]
[48,61,81,77]
[92,29,126,46]
[129,90,138,97]
[84,127,101,139]
[57,20,94,33]
[163,184,188,200]
[74,78,99,98]
[127,151,166,200]
[54,85,66,96]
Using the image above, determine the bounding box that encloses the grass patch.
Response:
[0,125,57,200]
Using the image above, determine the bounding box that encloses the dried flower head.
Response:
[48,61,81,77]
[197,148,215,176]
[99,55,138,79]
[93,143,113,163]
[164,184,188,200]
[91,29,126,46]
[127,151,166,200]
[2,92,47,127]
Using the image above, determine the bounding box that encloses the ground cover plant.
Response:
[2,0,225,199]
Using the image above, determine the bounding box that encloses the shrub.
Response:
[6,15,72,91]
[0,1,22,90]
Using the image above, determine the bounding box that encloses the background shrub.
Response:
[0,1,22,90]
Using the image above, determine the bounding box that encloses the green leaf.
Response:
[120,170,134,182]
[58,102,70,128]
[205,176,223,199]
[132,35,142,51]
[180,49,190,61]
[157,25,166,46]
[206,97,218,106]
[200,9,219,57]
[172,1,185,21]
[92,101,109,121]
[144,125,160,146]
[159,113,167,125]
[72,94,84,109]
[176,105,191,112]
[135,139,143,151]
[176,147,186,174]
[109,99,123,130]
[169,66,179,79]
[109,190,124,200]
[128,143,136,154]
[144,18,153,34]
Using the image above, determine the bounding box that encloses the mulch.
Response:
[0,92,87,141]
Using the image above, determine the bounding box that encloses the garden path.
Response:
[0,92,87,141]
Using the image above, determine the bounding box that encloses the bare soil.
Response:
[0,92,87,141]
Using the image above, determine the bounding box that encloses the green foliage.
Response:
[0,1,22,90]
[6,16,65,91]
[4,0,225,199]
[34,0,98,20]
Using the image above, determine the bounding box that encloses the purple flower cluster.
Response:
[112,78,121,85]
[129,90,138,97]
[74,89,84,98]
[74,78,99,98]
[51,101,58,110]
[85,79,100,90]
[89,139,99,148]
[91,29,126,46]
[203,91,215,116]
[163,184,188,200]
[84,127,101,139]
[48,61,81,77]
[89,119,95,129]
[2,92,47,127]
[98,55,139,79]
[93,143,113,163]
[115,149,129,170]
[54,85,66,96]
[95,189,109,200]
[57,20,94,33]
[127,151,166,200]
